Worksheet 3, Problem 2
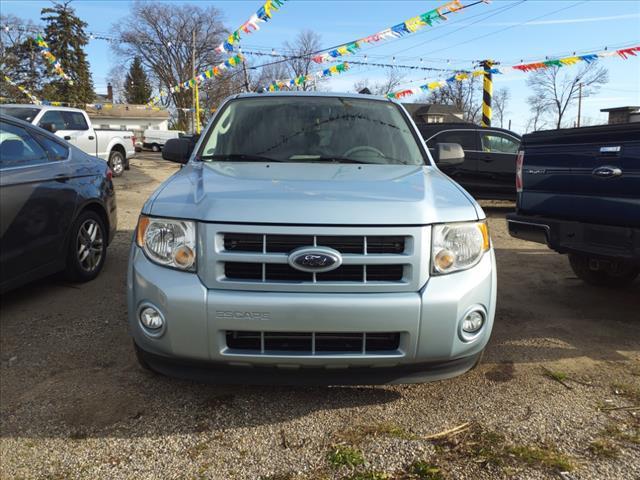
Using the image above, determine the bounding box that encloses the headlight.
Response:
[431,221,490,275]
[136,215,196,271]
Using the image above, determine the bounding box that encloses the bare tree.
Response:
[251,61,289,91]
[493,87,510,128]
[526,63,608,129]
[353,68,406,96]
[0,15,46,100]
[427,76,483,123]
[525,94,550,133]
[113,1,227,130]
[282,30,323,91]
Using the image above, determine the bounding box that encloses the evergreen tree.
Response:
[40,1,94,104]
[124,56,152,104]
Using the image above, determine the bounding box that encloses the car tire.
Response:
[151,143,160,152]
[63,210,107,283]
[568,253,639,288]
[109,150,125,177]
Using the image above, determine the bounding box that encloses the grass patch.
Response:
[507,445,574,471]
[589,439,620,459]
[433,423,575,472]
[327,445,365,469]
[545,370,567,382]
[601,423,640,445]
[345,472,390,480]
[407,460,445,480]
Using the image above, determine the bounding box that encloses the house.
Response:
[84,103,170,132]
[600,106,640,124]
[87,83,170,134]
[402,103,465,124]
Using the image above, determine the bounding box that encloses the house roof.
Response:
[600,106,640,113]
[85,103,169,119]
[402,103,462,117]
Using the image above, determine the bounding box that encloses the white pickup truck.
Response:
[0,104,136,176]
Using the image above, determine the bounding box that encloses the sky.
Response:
[1,0,639,133]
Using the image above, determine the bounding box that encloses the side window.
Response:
[434,130,477,150]
[62,111,89,130]
[480,132,519,154]
[38,110,67,131]
[0,122,50,169]
[34,133,70,161]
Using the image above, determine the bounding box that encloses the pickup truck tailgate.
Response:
[519,123,640,227]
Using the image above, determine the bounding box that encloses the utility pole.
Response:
[479,59,498,127]
[577,82,583,128]
[192,29,201,135]
[241,47,250,92]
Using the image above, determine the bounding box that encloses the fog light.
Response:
[462,310,484,333]
[459,307,486,342]
[140,306,164,330]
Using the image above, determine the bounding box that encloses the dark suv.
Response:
[418,123,521,199]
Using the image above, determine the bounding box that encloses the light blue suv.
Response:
[127,92,496,384]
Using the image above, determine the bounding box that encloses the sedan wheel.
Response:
[63,211,107,283]
[109,151,125,177]
[77,219,104,273]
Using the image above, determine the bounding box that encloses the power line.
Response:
[422,0,589,58]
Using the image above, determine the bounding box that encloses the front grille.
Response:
[224,262,404,282]
[225,331,400,355]
[223,233,405,255]
[220,232,411,285]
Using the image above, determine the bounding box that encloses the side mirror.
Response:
[433,142,464,167]
[162,138,192,164]
[40,122,57,134]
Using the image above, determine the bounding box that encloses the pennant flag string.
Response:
[266,62,350,92]
[215,0,288,54]
[387,45,640,101]
[310,0,487,64]
[35,34,74,85]
[2,75,41,104]
[147,53,245,106]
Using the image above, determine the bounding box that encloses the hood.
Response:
[145,162,479,225]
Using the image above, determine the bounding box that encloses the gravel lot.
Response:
[1,153,638,480]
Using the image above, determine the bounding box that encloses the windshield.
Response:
[199,96,426,165]
[0,106,41,123]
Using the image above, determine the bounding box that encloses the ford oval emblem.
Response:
[288,247,342,273]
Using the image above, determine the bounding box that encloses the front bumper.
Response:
[127,246,496,384]
[507,213,640,263]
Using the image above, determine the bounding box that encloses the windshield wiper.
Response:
[199,153,284,162]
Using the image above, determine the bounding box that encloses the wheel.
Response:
[568,253,639,288]
[63,210,107,283]
[108,150,125,177]
[151,143,160,153]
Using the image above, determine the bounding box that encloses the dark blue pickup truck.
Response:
[507,123,640,287]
